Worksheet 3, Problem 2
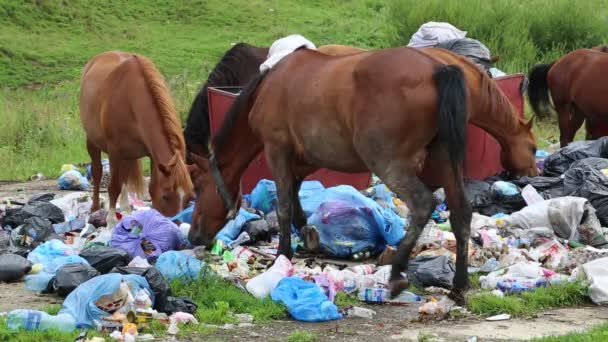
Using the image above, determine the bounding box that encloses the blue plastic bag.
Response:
[59,273,151,328]
[155,251,203,281]
[215,208,261,245]
[26,240,90,292]
[271,277,342,322]
[249,179,325,214]
[58,170,90,191]
[170,204,194,224]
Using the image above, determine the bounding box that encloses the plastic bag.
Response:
[170,204,194,224]
[58,170,90,191]
[0,253,32,282]
[111,209,183,261]
[563,157,608,227]
[513,176,565,200]
[581,257,608,304]
[543,137,608,176]
[271,277,342,322]
[407,255,455,289]
[246,254,293,299]
[88,210,108,228]
[159,297,198,315]
[434,38,492,70]
[9,217,61,256]
[25,240,89,292]
[80,246,133,274]
[215,208,261,245]
[155,251,203,281]
[50,192,91,222]
[51,263,100,296]
[464,179,526,216]
[109,266,172,312]
[529,239,569,270]
[59,273,152,328]
[0,229,10,255]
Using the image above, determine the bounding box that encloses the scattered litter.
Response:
[155,250,203,281]
[271,276,342,322]
[486,313,511,321]
[0,253,32,282]
[80,246,133,274]
[246,254,293,299]
[58,169,90,191]
[346,306,376,319]
[418,297,455,316]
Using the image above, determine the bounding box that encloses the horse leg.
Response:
[291,178,307,230]
[266,148,295,260]
[86,139,102,212]
[372,161,434,298]
[556,103,576,147]
[106,157,123,228]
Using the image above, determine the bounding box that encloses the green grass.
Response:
[287,330,319,342]
[467,282,590,317]
[1,0,606,180]
[170,273,287,324]
[532,323,608,342]
[334,292,360,308]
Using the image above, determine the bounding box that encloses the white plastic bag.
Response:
[582,257,608,304]
[245,255,293,298]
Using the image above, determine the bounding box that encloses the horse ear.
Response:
[525,115,535,130]
[158,163,171,176]
[186,163,200,179]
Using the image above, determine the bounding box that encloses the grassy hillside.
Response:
[1,0,606,180]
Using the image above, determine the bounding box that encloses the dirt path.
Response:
[2,180,608,341]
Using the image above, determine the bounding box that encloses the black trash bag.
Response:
[0,229,9,255]
[159,296,198,315]
[88,209,108,228]
[9,217,61,256]
[243,219,277,244]
[407,255,455,289]
[50,263,100,296]
[563,157,608,226]
[28,193,56,204]
[512,176,565,199]
[109,266,169,310]
[3,201,64,228]
[464,179,525,216]
[0,253,32,282]
[543,137,608,177]
[79,246,132,274]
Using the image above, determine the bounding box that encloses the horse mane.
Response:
[132,54,192,190]
[184,43,269,155]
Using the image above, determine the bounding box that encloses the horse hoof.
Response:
[301,225,320,253]
[448,290,467,306]
[389,278,410,298]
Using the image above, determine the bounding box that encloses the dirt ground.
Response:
[2,180,608,341]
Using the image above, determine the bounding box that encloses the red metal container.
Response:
[207,73,526,194]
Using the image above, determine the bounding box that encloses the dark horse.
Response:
[183,43,268,159]
[187,46,537,304]
[528,47,608,147]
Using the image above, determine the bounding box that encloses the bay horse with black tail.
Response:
[184,43,269,159]
[187,46,537,304]
[528,47,608,147]
[80,51,194,225]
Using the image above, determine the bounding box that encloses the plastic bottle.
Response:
[245,254,293,299]
[346,306,376,319]
[349,264,375,275]
[357,288,422,303]
[6,310,76,332]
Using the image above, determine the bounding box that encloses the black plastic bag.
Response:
[159,296,198,315]
[3,201,64,228]
[109,266,169,308]
[88,209,108,228]
[243,219,277,244]
[9,217,60,256]
[0,253,32,282]
[543,137,608,176]
[0,229,9,255]
[513,176,565,199]
[28,193,56,204]
[407,255,455,289]
[79,246,132,274]
[464,179,525,216]
[50,263,100,296]
[563,157,608,226]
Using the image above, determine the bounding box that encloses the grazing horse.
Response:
[80,51,194,224]
[187,46,537,304]
[183,43,363,159]
[528,48,608,147]
[184,43,269,159]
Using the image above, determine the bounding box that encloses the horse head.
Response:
[187,152,239,247]
[149,153,195,217]
[500,116,539,178]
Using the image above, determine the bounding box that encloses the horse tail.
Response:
[119,159,146,199]
[528,62,555,119]
[433,64,468,172]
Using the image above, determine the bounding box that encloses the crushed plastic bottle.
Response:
[346,306,376,319]
[358,288,422,303]
[6,309,76,332]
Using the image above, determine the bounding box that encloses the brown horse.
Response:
[319,44,539,179]
[80,51,194,224]
[528,48,608,147]
[188,46,536,304]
